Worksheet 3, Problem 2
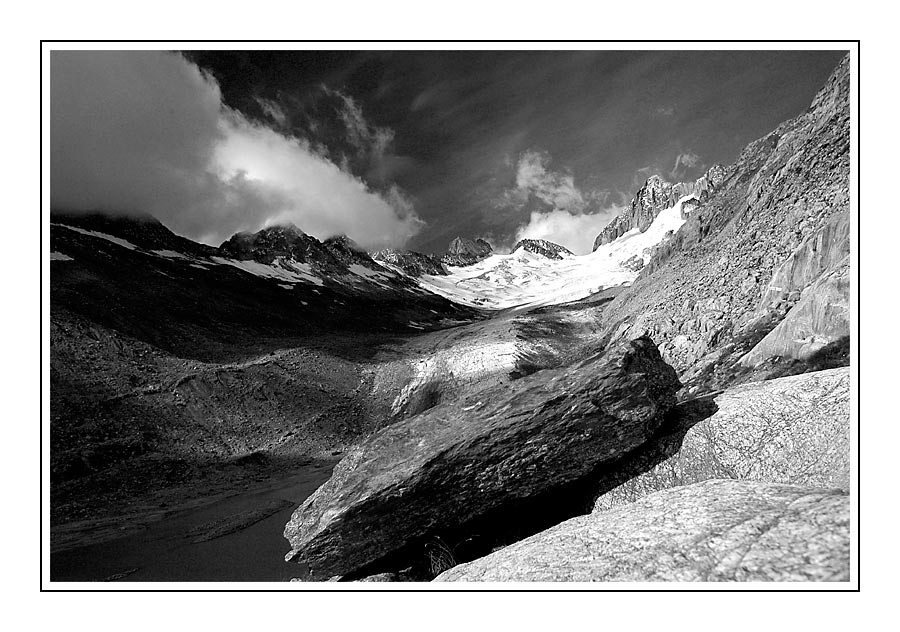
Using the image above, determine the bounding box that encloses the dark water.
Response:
[51,463,334,582]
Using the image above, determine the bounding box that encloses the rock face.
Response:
[283,336,680,580]
[511,239,574,260]
[435,479,850,582]
[755,210,850,314]
[593,367,850,512]
[440,237,493,267]
[373,248,448,277]
[592,165,726,250]
[595,55,850,390]
[741,260,849,366]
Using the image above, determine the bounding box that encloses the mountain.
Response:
[372,248,448,277]
[440,236,493,266]
[596,53,850,394]
[416,194,699,310]
[511,239,573,260]
[50,213,477,362]
[404,54,850,393]
[593,165,726,250]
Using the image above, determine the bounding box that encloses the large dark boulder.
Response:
[435,479,850,582]
[284,335,680,580]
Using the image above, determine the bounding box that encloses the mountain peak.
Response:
[442,236,493,267]
[592,166,726,251]
[511,239,573,260]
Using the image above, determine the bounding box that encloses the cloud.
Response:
[50,51,422,250]
[325,87,395,165]
[654,106,675,117]
[504,149,587,212]
[254,96,288,127]
[498,150,619,254]
[514,209,617,255]
[669,150,704,180]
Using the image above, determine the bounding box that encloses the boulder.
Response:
[435,479,850,582]
[593,367,850,512]
[284,336,680,580]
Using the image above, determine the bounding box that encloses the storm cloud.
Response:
[50,51,423,249]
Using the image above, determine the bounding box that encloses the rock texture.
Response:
[373,248,448,277]
[283,336,680,580]
[220,225,379,275]
[741,260,849,365]
[440,237,493,267]
[435,479,850,582]
[593,165,726,249]
[511,239,574,260]
[595,55,850,390]
[593,367,850,512]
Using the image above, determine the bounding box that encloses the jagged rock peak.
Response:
[323,234,364,251]
[441,236,493,267]
[511,238,573,260]
[593,165,726,251]
[446,237,493,257]
[219,223,322,263]
[373,249,448,277]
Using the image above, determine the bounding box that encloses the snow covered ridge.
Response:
[419,194,697,310]
[50,219,416,292]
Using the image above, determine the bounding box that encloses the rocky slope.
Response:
[435,479,849,582]
[595,54,850,393]
[283,336,680,580]
[372,248,447,277]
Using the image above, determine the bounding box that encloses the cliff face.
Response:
[597,54,850,391]
[592,165,726,250]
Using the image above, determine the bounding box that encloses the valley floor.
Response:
[51,461,336,582]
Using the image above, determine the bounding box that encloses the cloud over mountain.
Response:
[50,51,422,249]
[499,150,619,254]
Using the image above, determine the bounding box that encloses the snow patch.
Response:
[152,249,189,260]
[53,224,139,250]
[50,251,73,261]
[210,256,325,286]
[348,264,394,288]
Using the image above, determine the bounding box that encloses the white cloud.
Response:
[50,51,421,250]
[508,149,586,212]
[501,149,619,254]
[326,87,395,163]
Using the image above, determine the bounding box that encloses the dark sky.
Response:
[51,50,847,254]
[188,50,846,253]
